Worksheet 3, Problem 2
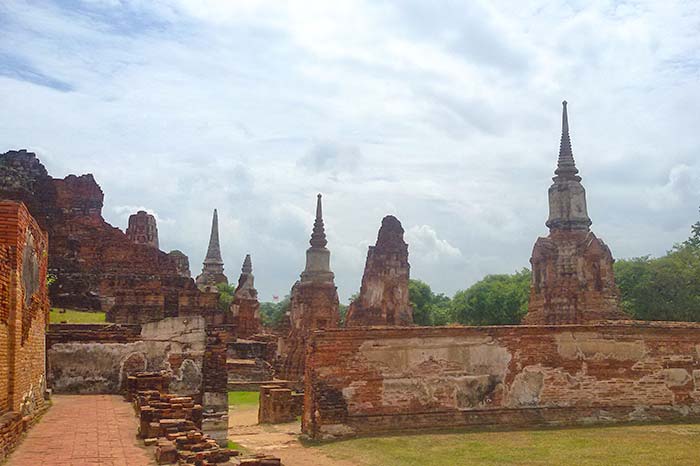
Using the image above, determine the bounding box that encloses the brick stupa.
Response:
[278,194,339,381]
[345,215,413,326]
[522,101,628,325]
[126,210,159,249]
[195,209,228,292]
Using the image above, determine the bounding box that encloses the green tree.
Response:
[216,282,236,311]
[408,279,453,326]
[450,269,530,326]
[259,296,290,327]
[615,207,700,322]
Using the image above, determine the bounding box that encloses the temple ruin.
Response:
[278,194,340,382]
[126,210,159,249]
[522,102,628,325]
[196,209,228,292]
[345,215,413,327]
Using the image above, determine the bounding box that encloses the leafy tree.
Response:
[216,282,236,311]
[259,296,290,327]
[450,269,530,326]
[408,279,452,326]
[614,207,700,322]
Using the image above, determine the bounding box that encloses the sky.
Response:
[1,0,699,302]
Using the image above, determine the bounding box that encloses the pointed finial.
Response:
[241,254,252,274]
[554,100,580,180]
[309,193,328,248]
[204,208,223,263]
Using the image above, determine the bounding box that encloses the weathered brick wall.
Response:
[47,317,205,395]
[304,322,700,439]
[0,201,49,460]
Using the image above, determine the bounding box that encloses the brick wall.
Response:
[0,201,49,459]
[304,322,700,439]
[47,317,205,395]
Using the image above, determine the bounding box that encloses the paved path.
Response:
[8,394,154,466]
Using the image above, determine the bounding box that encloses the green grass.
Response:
[316,423,700,466]
[50,308,106,324]
[227,440,249,452]
[228,391,260,407]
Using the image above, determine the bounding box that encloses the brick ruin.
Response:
[196,209,229,292]
[0,201,49,460]
[345,215,413,327]
[277,194,340,382]
[0,150,218,324]
[303,323,700,439]
[126,210,159,249]
[523,102,628,325]
[230,254,262,339]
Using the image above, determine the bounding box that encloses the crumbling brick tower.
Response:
[230,254,262,339]
[278,194,339,381]
[345,215,413,326]
[522,101,628,325]
[126,210,159,249]
[195,209,228,292]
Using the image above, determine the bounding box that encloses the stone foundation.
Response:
[303,322,700,439]
[258,384,303,424]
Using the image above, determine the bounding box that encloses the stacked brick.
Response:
[258,384,303,424]
[129,374,280,465]
[0,201,49,461]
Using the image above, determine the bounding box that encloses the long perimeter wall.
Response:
[303,322,700,439]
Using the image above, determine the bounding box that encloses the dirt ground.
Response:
[228,405,357,466]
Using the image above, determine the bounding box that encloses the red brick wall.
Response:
[0,201,48,459]
[304,322,700,439]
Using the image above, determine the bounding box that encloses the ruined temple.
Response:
[0,150,215,323]
[195,209,228,292]
[522,102,628,325]
[126,210,159,249]
[278,194,339,381]
[345,215,413,327]
[230,254,262,339]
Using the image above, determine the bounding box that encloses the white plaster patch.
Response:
[556,332,646,361]
[662,368,692,387]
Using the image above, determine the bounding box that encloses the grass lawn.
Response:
[228,391,260,407]
[316,423,700,466]
[50,308,106,324]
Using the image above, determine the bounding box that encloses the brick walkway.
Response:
[8,394,154,466]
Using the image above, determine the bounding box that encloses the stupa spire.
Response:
[204,208,223,264]
[300,193,334,283]
[241,253,252,274]
[309,193,328,248]
[554,100,580,181]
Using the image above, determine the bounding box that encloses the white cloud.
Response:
[1,0,699,300]
[406,225,463,263]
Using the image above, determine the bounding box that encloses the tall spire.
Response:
[554,100,580,181]
[309,193,328,248]
[545,100,592,231]
[204,208,223,264]
[300,193,334,283]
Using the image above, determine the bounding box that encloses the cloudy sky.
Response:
[1,0,699,301]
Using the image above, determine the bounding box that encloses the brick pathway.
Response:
[8,394,154,466]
